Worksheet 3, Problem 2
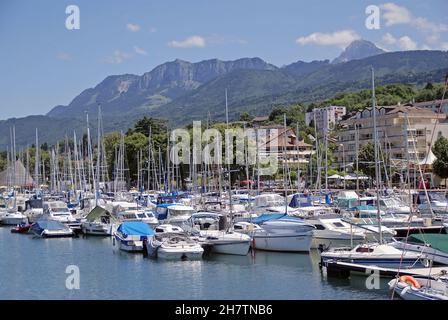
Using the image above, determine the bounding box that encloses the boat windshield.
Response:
[428,192,447,202]
[51,207,69,213]
[255,195,285,207]
[169,208,195,216]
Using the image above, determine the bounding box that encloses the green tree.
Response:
[358,143,376,178]
[239,112,252,122]
[432,136,448,185]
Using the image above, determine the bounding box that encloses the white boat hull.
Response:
[157,247,203,260]
[82,222,117,236]
[210,240,251,256]
[117,240,144,252]
[311,234,365,249]
[253,232,313,252]
[1,217,28,225]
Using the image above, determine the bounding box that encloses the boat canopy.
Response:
[409,234,448,254]
[85,206,117,222]
[34,220,68,230]
[117,221,155,237]
[253,213,287,224]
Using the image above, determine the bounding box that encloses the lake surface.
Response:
[0,227,391,300]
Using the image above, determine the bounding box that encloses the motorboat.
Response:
[184,212,251,256]
[155,203,195,226]
[108,201,159,226]
[417,191,448,216]
[251,193,297,215]
[30,220,75,238]
[390,234,448,266]
[113,221,155,252]
[248,213,315,252]
[147,232,204,260]
[0,210,28,225]
[154,224,185,234]
[233,221,263,235]
[320,243,427,269]
[306,216,366,249]
[24,198,44,223]
[81,206,119,236]
[42,201,81,231]
[388,276,448,300]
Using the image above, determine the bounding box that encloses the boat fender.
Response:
[399,276,421,289]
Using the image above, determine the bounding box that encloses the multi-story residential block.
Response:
[335,104,448,173]
[305,106,346,135]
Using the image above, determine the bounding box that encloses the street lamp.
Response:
[340,143,346,189]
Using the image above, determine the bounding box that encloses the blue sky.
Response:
[0,0,447,120]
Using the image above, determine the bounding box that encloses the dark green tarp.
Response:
[409,234,448,254]
[85,206,117,222]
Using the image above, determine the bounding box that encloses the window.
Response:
[332,222,345,228]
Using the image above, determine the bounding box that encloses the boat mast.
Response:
[283,114,288,215]
[225,89,233,227]
[35,129,40,191]
[371,67,382,244]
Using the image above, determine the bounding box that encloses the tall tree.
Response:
[432,136,448,186]
[358,142,376,178]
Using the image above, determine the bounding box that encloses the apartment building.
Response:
[305,106,346,135]
[335,104,448,171]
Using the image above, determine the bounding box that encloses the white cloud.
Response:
[56,52,72,61]
[397,36,417,50]
[380,3,448,47]
[168,35,206,48]
[382,32,397,45]
[104,50,133,64]
[413,17,448,34]
[134,46,147,55]
[381,33,419,51]
[126,23,141,32]
[296,30,360,48]
[380,3,411,26]
[442,43,448,51]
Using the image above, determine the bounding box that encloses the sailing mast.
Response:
[283,114,288,215]
[371,67,382,244]
[225,89,234,227]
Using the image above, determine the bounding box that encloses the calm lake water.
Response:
[0,227,391,300]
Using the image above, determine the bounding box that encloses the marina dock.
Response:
[322,260,448,279]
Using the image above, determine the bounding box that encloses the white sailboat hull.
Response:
[253,232,313,252]
[210,240,251,256]
[311,232,365,249]
[82,222,117,236]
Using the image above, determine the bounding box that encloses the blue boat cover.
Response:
[117,221,154,236]
[289,194,313,208]
[35,220,68,230]
[156,203,176,208]
[252,213,287,224]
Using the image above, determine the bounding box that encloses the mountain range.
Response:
[2,40,448,149]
